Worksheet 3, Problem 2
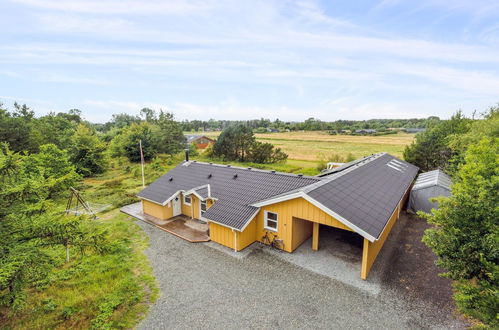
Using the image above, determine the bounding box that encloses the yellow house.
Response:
[138,153,418,279]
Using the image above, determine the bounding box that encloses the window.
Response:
[264,211,278,231]
[200,200,207,216]
[184,194,191,205]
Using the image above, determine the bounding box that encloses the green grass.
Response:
[0,156,183,330]
[2,211,158,330]
[190,154,321,176]
[196,130,415,162]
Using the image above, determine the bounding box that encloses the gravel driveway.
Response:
[136,216,467,330]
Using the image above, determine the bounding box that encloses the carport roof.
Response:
[306,153,419,239]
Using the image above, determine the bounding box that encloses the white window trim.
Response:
[200,200,207,216]
[264,211,278,232]
[183,194,192,206]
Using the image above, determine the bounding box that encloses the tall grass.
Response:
[0,155,178,330]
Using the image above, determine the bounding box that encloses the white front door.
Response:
[172,195,181,216]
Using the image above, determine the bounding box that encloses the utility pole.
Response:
[139,139,145,188]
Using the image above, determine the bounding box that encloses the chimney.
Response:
[185,148,189,162]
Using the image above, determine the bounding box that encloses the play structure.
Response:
[65,187,110,219]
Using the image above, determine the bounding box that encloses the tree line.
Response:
[175,116,436,132]
[0,102,293,171]
[404,106,498,327]
[95,112,437,133]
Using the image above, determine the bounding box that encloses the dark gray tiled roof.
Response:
[316,155,374,177]
[193,186,209,199]
[138,153,418,239]
[138,162,319,230]
[307,153,418,239]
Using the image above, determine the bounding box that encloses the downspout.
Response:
[232,229,237,252]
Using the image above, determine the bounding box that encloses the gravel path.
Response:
[136,219,467,329]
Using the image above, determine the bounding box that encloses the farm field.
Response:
[196,130,415,162]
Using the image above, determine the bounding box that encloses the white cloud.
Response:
[10,0,214,15]
[86,100,169,112]
[394,64,499,95]
[2,0,498,122]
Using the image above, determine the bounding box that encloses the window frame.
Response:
[200,200,207,216]
[264,211,278,232]
[183,194,192,205]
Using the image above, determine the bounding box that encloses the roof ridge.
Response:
[316,152,386,177]
[303,153,386,193]
[183,160,319,180]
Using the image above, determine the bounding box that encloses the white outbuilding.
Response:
[408,170,452,214]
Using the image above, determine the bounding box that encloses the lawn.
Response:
[0,156,183,330]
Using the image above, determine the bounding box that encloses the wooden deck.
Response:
[121,202,210,242]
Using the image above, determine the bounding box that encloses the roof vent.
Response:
[233,174,238,179]
[169,177,173,181]
[208,174,212,178]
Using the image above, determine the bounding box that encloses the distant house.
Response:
[354,129,377,134]
[405,128,426,134]
[133,153,418,280]
[185,135,215,149]
[266,127,279,133]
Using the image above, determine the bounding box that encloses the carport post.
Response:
[312,222,319,251]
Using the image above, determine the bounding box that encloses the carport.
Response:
[311,223,364,260]
[291,190,407,281]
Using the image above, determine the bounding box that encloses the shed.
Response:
[408,170,452,214]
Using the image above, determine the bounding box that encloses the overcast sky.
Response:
[1,0,498,122]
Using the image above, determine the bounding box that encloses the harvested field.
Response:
[200,131,415,161]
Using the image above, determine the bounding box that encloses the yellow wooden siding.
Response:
[253,197,353,252]
[142,200,172,220]
[180,193,215,220]
[292,217,313,251]
[361,197,404,280]
[236,218,257,251]
[181,193,194,217]
[209,222,235,250]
